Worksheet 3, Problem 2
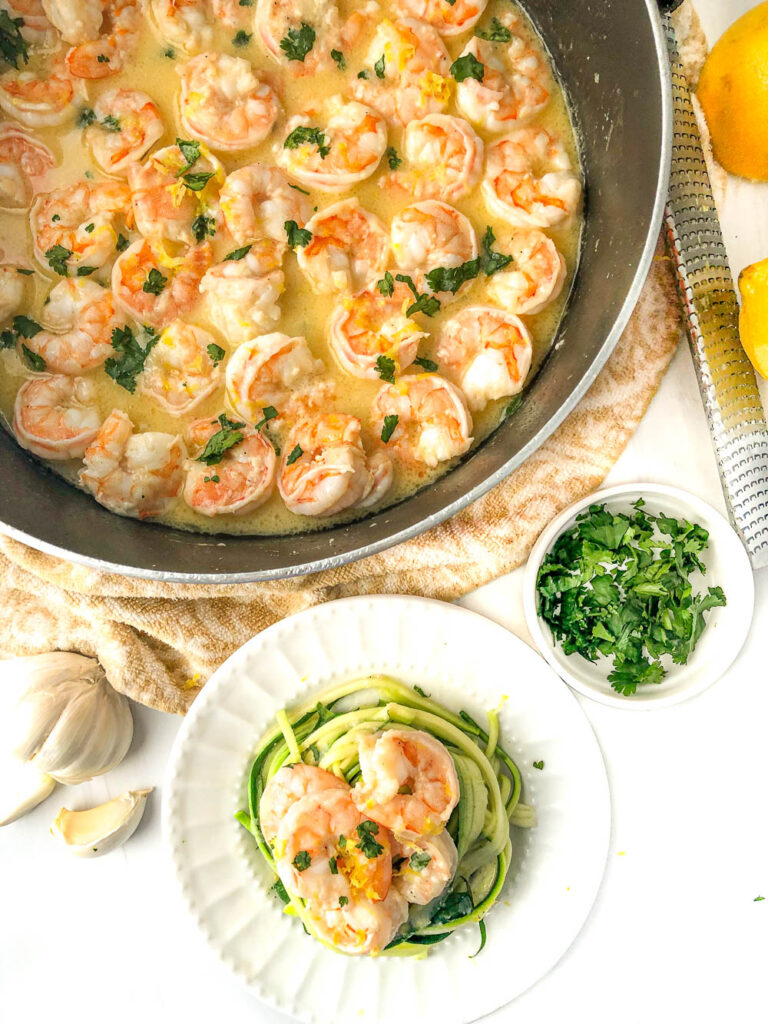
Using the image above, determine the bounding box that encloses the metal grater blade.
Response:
[663,14,768,569]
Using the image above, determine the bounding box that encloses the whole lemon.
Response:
[738,258,768,379]
[698,2,768,181]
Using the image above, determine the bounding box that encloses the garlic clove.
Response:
[50,788,153,857]
[0,750,56,826]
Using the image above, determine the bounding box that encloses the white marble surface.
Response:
[2,3,767,1022]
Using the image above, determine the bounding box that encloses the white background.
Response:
[2,2,767,1022]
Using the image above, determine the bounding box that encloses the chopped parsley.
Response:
[536,500,727,696]
[101,114,121,132]
[475,17,511,42]
[284,124,330,159]
[163,46,175,58]
[328,856,339,875]
[376,271,394,297]
[192,214,215,243]
[84,223,95,234]
[77,106,96,128]
[396,273,441,317]
[142,267,167,295]
[286,444,303,466]
[533,760,544,770]
[292,850,311,872]
[339,896,349,907]
[338,834,347,849]
[232,29,251,46]
[755,896,765,902]
[16,268,33,276]
[409,851,431,872]
[450,52,484,83]
[424,257,480,295]
[284,219,312,248]
[385,146,401,170]
[44,245,72,277]
[0,9,29,69]
[207,342,225,365]
[203,475,220,483]
[279,21,315,62]
[104,324,158,393]
[289,182,310,195]
[480,225,513,275]
[375,354,396,383]
[380,414,398,444]
[175,137,201,168]
[254,405,278,431]
[21,344,45,371]
[414,356,438,373]
[96,52,110,63]
[374,53,385,79]
[330,48,345,70]
[76,265,96,277]
[196,414,246,465]
[0,330,14,349]
[181,170,214,192]
[357,69,368,79]
[271,879,290,904]
[12,315,41,338]
[224,244,251,261]
[115,233,130,252]
[355,820,384,859]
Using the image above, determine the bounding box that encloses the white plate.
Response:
[523,483,755,710]
[163,596,610,1024]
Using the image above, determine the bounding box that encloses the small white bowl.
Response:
[523,483,755,710]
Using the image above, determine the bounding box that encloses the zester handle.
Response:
[663,15,768,568]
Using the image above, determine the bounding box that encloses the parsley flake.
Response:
[285,220,311,248]
[45,244,72,277]
[196,413,246,465]
[142,267,167,295]
[355,820,384,859]
[254,406,278,431]
[386,146,402,170]
[375,354,396,383]
[192,214,215,243]
[328,856,339,875]
[376,270,394,297]
[232,29,251,46]
[21,344,45,371]
[175,137,201,168]
[77,106,96,128]
[357,69,368,79]
[292,850,311,871]
[533,760,544,770]
[414,356,438,373]
[284,124,330,159]
[409,851,431,871]
[424,257,480,295]
[330,48,345,70]
[0,9,29,69]
[395,273,441,317]
[475,17,511,42]
[286,444,303,466]
[115,233,130,253]
[207,342,225,366]
[182,170,214,192]
[480,225,513,276]
[339,896,349,907]
[101,113,121,132]
[374,53,385,78]
[224,244,251,261]
[450,52,484,83]
[381,414,398,444]
[104,324,158,393]
[279,21,315,62]
[12,315,41,338]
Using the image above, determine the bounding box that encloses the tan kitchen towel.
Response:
[0,236,682,713]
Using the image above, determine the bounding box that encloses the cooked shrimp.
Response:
[455,19,550,133]
[24,278,120,374]
[138,319,223,414]
[79,409,185,517]
[384,114,483,204]
[370,373,472,468]
[85,89,164,175]
[209,0,246,27]
[483,128,582,229]
[390,200,477,304]
[274,788,393,909]
[394,0,486,36]
[41,0,101,42]
[14,374,101,460]
[278,412,387,516]
[178,52,279,153]
[436,306,532,411]
[259,764,349,845]
[149,0,212,53]
[128,143,223,245]
[391,829,457,904]
[64,0,140,78]
[328,279,426,380]
[486,228,565,315]
[0,124,54,210]
[254,0,340,76]
[0,60,80,127]
[0,264,25,322]
[225,331,325,422]
[31,180,131,275]
[199,239,284,344]
[111,238,212,327]
[352,728,459,836]
[183,415,277,516]
[219,163,310,246]
[356,449,393,510]
[297,199,389,295]
[351,18,451,127]
[4,0,56,44]
[277,98,387,193]
[307,887,408,956]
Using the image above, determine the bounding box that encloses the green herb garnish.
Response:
[0,9,28,68]
[450,52,484,83]
[480,225,513,276]
[15,268,33,276]
[339,896,349,907]
[381,414,398,444]
[104,325,158,393]
[374,53,385,79]
[357,69,368,79]
[376,271,394,297]
[424,258,480,295]
[536,500,727,695]
[101,114,121,132]
[385,146,401,170]
[12,315,41,338]
[176,137,201,168]
[414,356,438,373]
[375,354,396,383]
[356,820,384,859]
[293,850,311,871]
[224,244,251,261]
[395,273,440,317]
[328,856,339,875]
[279,21,315,62]
[533,760,544,770]
[232,29,251,46]
[330,48,345,70]
[77,106,96,128]
[286,444,303,466]
[271,879,290,903]
[289,183,310,195]
[45,245,72,277]
[476,17,511,42]
[254,406,278,431]
[285,220,311,248]
[142,268,167,294]
[284,124,330,159]
[192,214,215,243]
[196,414,246,465]
[207,342,225,365]
[409,851,431,872]
[76,265,96,277]
[115,233,130,252]
[182,170,214,192]
[22,344,45,371]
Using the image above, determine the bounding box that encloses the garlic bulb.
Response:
[0,751,56,826]
[50,788,152,857]
[2,653,133,784]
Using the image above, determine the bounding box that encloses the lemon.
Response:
[738,258,768,379]
[698,2,768,181]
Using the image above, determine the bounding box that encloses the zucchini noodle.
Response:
[236,675,536,958]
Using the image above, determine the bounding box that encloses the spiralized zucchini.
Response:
[236,675,536,958]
